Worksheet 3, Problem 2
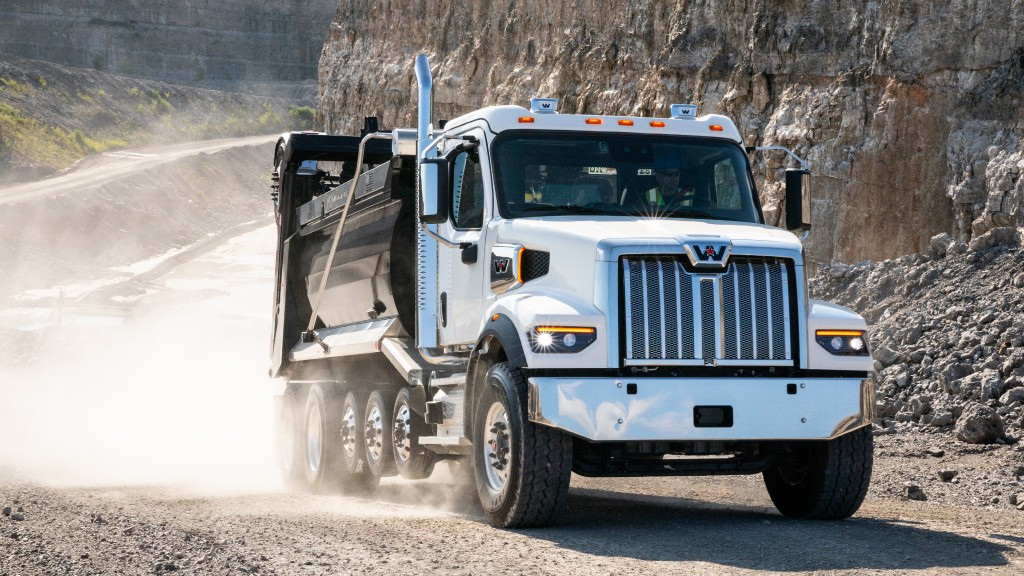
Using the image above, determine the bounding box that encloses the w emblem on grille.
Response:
[683,240,732,268]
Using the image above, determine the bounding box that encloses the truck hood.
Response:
[494,216,803,262]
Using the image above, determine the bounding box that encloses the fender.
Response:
[465,313,527,438]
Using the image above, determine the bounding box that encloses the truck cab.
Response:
[270,55,875,528]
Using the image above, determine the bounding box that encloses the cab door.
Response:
[437,128,490,345]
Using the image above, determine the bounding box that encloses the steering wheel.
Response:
[665,193,712,210]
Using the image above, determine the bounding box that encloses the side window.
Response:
[713,158,741,209]
[451,150,484,229]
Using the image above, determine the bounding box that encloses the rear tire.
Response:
[302,384,344,493]
[338,390,378,493]
[364,390,398,478]
[763,426,873,519]
[391,387,436,480]
[275,385,304,489]
[473,362,572,528]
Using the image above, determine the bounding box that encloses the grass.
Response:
[0,66,313,180]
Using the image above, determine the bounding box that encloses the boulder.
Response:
[955,402,1005,444]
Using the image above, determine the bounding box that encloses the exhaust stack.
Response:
[414,54,439,349]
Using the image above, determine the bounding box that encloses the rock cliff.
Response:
[1,0,339,96]
[317,0,1024,265]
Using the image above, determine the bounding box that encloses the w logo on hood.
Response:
[683,240,732,268]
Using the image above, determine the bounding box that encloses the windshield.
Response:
[493,132,761,223]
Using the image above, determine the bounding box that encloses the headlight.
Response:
[815,330,870,356]
[528,326,597,353]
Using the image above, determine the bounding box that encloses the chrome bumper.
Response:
[527,376,874,442]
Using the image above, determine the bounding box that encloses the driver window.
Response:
[452,150,484,229]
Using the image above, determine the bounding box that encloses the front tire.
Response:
[763,426,873,519]
[472,362,572,528]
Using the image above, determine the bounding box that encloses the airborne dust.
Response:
[0,226,280,493]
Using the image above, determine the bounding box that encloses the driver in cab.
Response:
[644,156,696,208]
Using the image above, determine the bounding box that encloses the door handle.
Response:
[460,242,478,264]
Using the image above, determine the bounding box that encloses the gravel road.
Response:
[1,224,1022,575]
[1,138,1022,575]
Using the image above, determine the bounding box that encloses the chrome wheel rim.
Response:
[365,404,385,462]
[482,401,511,492]
[393,403,413,463]
[306,402,322,473]
[340,401,358,461]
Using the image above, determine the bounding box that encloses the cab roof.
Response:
[442,105,743,143]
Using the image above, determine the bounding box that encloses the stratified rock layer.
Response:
[0,0,339,92]
[317,0,1024,265]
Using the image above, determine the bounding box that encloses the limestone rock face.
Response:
[317,0,1024,265]
[0,0,338,91]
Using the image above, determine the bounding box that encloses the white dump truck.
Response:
[269,55,875,527]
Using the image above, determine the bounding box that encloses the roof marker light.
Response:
[710,124,724,132]
[618,119,634,126]
[650,121,666,128]
[518,116,535,123]
[585,118,602,125]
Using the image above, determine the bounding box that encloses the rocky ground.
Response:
[810,227,1024,510]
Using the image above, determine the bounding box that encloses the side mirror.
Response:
[419,157,449,224]
[418,140,479,225]
[785,169,811,232]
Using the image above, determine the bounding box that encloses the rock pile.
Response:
[810,228,1024,443]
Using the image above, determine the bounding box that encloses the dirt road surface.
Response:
[0,134,278,206]
[2,222,1022,575]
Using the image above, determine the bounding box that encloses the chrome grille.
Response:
[622,256,793,366]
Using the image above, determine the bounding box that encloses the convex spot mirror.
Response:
[419,140,478,225]
[785,168,811,232]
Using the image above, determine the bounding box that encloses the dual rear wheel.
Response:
[277,384,436,493]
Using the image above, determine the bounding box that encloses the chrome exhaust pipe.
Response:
[414,54,439,349]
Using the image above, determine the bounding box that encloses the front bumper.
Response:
[527,376,874,442]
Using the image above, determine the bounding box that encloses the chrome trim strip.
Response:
[675,260,684,359]
[748,262,758,360]
[658,261,667,357]
[782,260,790,358]
[623,258,633,361]
[765,262,774,358]
[641,259,650,359]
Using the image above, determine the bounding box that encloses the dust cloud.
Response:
[0,226,280,494]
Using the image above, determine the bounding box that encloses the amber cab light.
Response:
[585,118,602,125]
[710,125,724,132]
[650,121,666,128]
[518,116,535,123]
[618,119,634,126]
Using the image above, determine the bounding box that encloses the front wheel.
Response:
[473,362,572,528]
[763,426,873,519]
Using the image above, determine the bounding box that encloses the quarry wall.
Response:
[0,0,339,92]
[317,0,1024,265]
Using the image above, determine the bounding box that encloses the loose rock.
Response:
[937,469,958,482]
[904,483,927,501]
[955,402,1005,444]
